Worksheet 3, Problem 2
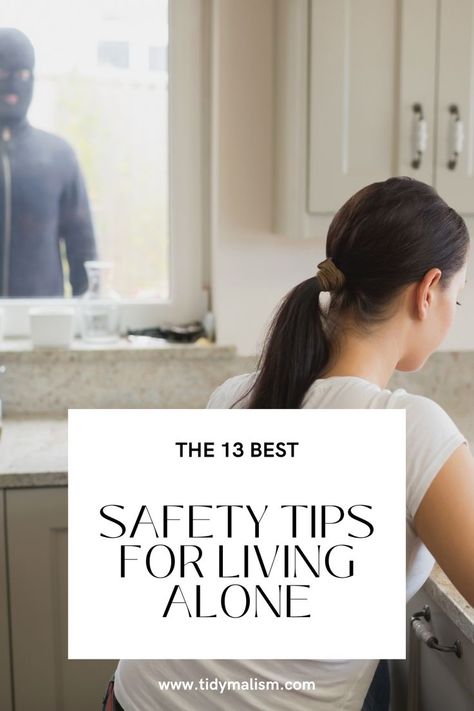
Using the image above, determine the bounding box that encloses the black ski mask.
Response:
[0,28,35,125]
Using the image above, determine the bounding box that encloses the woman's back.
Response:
[114,373,467,711]
[208,372,467,603]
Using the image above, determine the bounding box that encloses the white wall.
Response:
[212,0,474,356]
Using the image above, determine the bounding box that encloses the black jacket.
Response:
[0,119,97,296]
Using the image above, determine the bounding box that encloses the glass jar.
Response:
[80,261,121,344]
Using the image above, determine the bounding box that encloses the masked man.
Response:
[0,27,97,297]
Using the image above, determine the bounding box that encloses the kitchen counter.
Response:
[1,416,473,644]
[424,564,474,646]
[0,416,67,488]
[0,336,236,360]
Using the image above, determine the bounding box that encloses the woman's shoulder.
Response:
[207,372,258,408]
[387,387,462,432]
[372,386,466,458]
[388,388,467,517]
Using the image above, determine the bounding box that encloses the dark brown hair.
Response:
[236,177,469,409]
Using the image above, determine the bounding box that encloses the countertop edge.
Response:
[0,338,238,362]
[0,471,67,488]
[422,564,474,645]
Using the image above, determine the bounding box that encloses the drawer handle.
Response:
[411,103,428,169]
[447,104,464,170]
[410,605,462,658]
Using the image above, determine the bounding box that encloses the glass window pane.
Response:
[0,0,169,299]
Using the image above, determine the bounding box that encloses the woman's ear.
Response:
[416,268,442,320]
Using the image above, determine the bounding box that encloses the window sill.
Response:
[0,337,236,363]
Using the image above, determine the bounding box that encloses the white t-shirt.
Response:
[115,373,467,711]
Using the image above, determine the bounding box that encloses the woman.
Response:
[109,177,474,710]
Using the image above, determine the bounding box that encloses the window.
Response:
[0,0,208,335]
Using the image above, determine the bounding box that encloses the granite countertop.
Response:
[0,416,67,487]
[0,416,472,643]
[425,564,474,646]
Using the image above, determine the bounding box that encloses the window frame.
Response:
[2,0,210,337]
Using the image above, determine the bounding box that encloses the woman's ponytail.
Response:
[239,276,332,408]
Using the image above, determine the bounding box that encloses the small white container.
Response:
[29,307,75,349]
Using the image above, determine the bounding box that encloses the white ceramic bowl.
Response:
[29,307,75,348]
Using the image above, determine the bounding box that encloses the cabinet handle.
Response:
[410,605,462,657]
[411,103,428,169]
[447,104,464,170]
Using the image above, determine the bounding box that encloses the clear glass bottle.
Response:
[80,261,121,344]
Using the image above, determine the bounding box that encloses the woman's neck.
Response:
[322,320,404,390]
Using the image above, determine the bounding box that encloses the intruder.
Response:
[0,27,97,297]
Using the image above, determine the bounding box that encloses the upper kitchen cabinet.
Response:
[435,0,474,214]
[396,0,438,184]
[308,0,404,214]
[274,0,472,240]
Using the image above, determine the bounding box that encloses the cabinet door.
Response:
[390,588,474,710]
[397,0,438,182]
[7,487,117,711]
[436,0,474,214]
[0,491,13,711]
[307,0,401,213]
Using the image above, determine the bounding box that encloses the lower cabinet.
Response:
[0,491,13,711]
[5,486,117,711]
[390,588,474,710]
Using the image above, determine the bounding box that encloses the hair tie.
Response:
[316,257,345,292]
